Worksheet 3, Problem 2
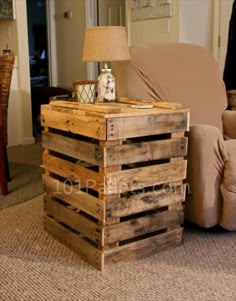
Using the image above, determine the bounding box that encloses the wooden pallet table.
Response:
[41,100,190,270]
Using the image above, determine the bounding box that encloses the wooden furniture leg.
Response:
[3,145,10,181]
[0,132,8,195]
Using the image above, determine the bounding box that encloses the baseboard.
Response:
[20,136,35,145]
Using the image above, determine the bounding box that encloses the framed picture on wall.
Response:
[131,0,172,21]
[0,0,15,19]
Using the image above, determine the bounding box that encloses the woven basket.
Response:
[73,80,97,103]
[0,55,15,145]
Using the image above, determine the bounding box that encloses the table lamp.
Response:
[82,26,130,102]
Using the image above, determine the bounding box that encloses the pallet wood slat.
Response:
[105,137,188,166]
[49,100,122,113]
[45,216,103,270]
[104,228,183,266]
[105,160,187,194]
[41,101,189,270]
[43,174,104,221]
[42,131,104,166]
[41,105,106,139]
[43,151,104,192]
[44,197,103,244]
[104,208,183,244]
[105,185,185,218]
[116,97,184,109]
[43,132,187,168]
[107,111,189,140]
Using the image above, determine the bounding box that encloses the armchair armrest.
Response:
[220,139,236,230]
[185,124,228,228]
[222,110,236,139]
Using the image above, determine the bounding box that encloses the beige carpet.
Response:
[0,195,235,301]
[7,139,43,167]
[0,162,43,208]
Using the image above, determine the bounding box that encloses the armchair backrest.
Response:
[112,43,227,130]
[0,55,15,145]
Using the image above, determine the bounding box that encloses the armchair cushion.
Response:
[220,140,236,230]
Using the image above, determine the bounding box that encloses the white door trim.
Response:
[85,0,98,80]
[15,0,35,145]
[212,0,220,63]
[46,0,58,86]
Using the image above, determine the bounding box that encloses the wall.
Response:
[127,0,179,46]
[55,0,87,89]
[127,0,213,49]
[0,19,18,53]
[7,60,20,146]
[179,0,213,50]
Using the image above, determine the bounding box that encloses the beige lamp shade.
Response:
[82,26,130,62]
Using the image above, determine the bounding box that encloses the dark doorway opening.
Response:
[26,0,71,137]
[26,0,48,88]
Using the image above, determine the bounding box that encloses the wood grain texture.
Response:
[105,137,187,166]
[44,197,103,244]
[105,160,187,194]
[49,100,122,113]
[104,228,183,266]
[43,151,104,192]
[43,174,104,221]
[106,112,189,140]
[104,208,183,244]
[41,105,106,139]
[106,185,185,218]
[42,131,104,166]
[44,216,103,270]
[117,97,183,109]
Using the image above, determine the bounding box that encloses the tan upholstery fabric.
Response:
[185,125,227,228]
[113,43,227,130]
[113,43,235,229]
[220,140,236,230]
[222,110,236,139]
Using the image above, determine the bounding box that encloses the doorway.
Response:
[26,0,71,137]
[95,0,126,76]
[26,0,49,88]
[218,0,234,76]
[98,0,126,26]
[213,0,234,76]
[86,0,127,80]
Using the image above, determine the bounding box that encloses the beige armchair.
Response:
[112,43,236,230]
